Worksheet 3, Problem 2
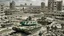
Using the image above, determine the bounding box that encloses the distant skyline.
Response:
[0,0,64,6]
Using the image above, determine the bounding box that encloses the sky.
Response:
[0,0,64,6]
[0,0,47,6]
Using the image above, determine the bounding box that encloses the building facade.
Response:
[41,2,45,9]
[48,0,62,12]
[48,0,54,12]
[10,1,15,9]
[0,4,8,27]
[56,1,62,11]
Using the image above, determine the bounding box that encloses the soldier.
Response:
[39,31,43,36]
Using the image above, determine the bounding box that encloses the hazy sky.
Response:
[0,0,64,6]
[0,0,47,6]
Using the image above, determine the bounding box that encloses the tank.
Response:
[12,20,42,34]
[20,21,37,26]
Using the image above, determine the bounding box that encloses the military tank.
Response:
[12,20,42,34]
[20,20,37,26]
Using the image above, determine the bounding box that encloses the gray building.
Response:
[41,2,45,9]
[25,3,27,6]
[10,1,15,9]
[0,3,8,27]
[48,0,62,12]
[48,0,54,12]
[56,1,62,11]
[53,1,62,11]
[30,3,32,6]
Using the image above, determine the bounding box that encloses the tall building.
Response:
[25,3,27,6]
[53,1,62,11]
[0,4,8,27]
[30,3,32,6]
[48,0,62,12]
[48,0,54,12]
[57,1,62,11]
[10,1,15,9]
[41,2,45,9]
